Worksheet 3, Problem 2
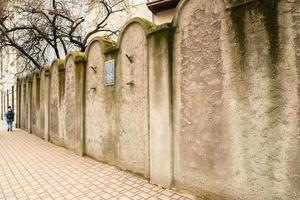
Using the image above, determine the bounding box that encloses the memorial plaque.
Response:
[104,59,115,86]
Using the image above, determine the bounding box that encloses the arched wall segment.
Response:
[172,0,230,198]
[39,67,47,138]
[31,70,42,138]
[84,37,117,163]
[24,75,33,132]
[20,78,26,129]
[172,0,300,199]
[40,66,51,141]
[49,59,65,146]
[64,52,85,155]
[16,78,22,128]
[115,18,151,178]
[116,18,156,48]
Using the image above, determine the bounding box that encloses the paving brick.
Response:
[0,126,194,199]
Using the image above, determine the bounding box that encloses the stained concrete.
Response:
[172,0,299,199]
[15,0,300,199]
[84,39,117,163]
[116,21,150,178]
[64,52,85,155]
[49,60,65,146]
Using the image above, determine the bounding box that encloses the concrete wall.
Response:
[31,72,43,138]
[84,38,115,163]
[16,0,300,199]
[172,0,229,198]
[49,60,65,146]
[64,52,85,155]
[39,68,47,138]
[172,0,299,199]
[20,80,26,129]
[22,77,32,132]
[116,20,150,178]
[84,22,151,177]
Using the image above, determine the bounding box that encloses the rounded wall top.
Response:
[39,65,51,77]
[172,0,225,27]
[33,69,41,79]
[16,76,23,83]
[85,36,117,60]
[172,0,191,27]
[24,73,33,83]
[50,59,65,72]
[40,65,50,73]
[66,51,85,64]
[117,17,157,48]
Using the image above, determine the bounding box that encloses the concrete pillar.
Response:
[27,79,32,133]
[44,70,51,141]
[12,86,14,111]
[18,82,21,128]
[148,25,173,188]
[64,53,85,155]
[16,81,20,128]
[1,91,3,120]
[22,82,26,129]
[6,89,9,107]
[4,92,6,113]
[76,60,85,156]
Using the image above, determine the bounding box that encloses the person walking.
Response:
[5,106,14,131]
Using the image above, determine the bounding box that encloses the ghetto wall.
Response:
[16,0,300,199]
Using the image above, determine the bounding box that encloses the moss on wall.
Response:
[72,52,85,64]
[140,18,156,32]
[75,62,84,90]
[104,45,118,55]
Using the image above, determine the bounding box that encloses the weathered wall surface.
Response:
[25,78,31,132]
[64,56,77,152]
[173,0,300,199]
[226,1,299,199]
[39,68,47,138]
[16,0,300,199]
[291,0,300,198]
[31,74,37,134]
[16,80,21,128]
[64,53,85,155]
[116,22,150,177]
[84,39,116,163]
[84,28,150,177]
[173,0,231,198]
[148,26,173,187]
[31,73,42,138]
[49,60,65,146]
[20,81,26,129]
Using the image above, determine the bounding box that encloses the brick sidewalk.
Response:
[0,126,194,200]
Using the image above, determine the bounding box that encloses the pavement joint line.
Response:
[0,125,194,200]
[1,132,57,199]
[0,134,29,200]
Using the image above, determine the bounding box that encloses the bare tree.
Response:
[0,0,127,70]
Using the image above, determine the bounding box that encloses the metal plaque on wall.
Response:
[104,59,115,86]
